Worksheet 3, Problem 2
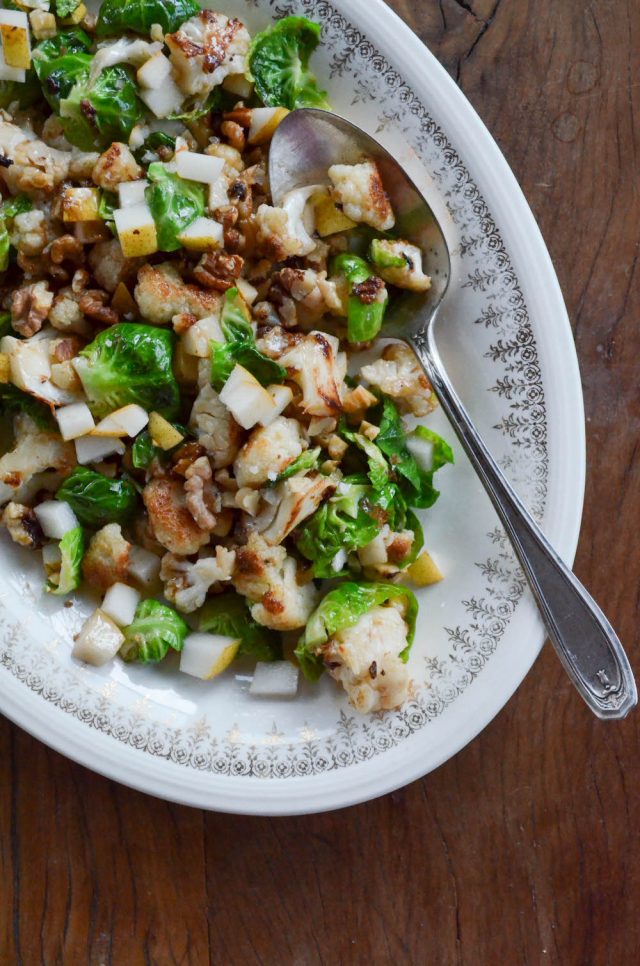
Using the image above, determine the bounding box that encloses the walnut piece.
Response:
[11,280,53,337]
[192,251,244,290]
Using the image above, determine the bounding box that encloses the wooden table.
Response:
[2,2,638,962]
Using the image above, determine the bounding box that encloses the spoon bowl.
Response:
[269,108,637,720]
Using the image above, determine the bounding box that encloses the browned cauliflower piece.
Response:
[0,121,70,195]
[360,343,437,417]
[233,417,306,489]
[261,474,336,545]
[319,604,411,712]
[233,532,318,631]
[166,11,250,97]
[143,476,210,555]
[328,161,395,231]
[189,383,244,468]
[134,263,221,324]
[88,238,142,294]
[9,210,52,256]
[278,331,347,417]
[82,523,131,593]
[0,422,75,507]
[1,502,44,548]
[357,525,415,577]
[91,142,142,191]
[160,546,236,613]
[371,239,431,292]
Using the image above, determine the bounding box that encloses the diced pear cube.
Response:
[0,10,31,70]
[61,3,87,27]
[62,187,100,223]
[138,78,183,119]
[177,216,223,252]
[181,314,224,357]
[101,583,140,628]
[75,435,126,465]
[180,633,240,680]
[29,11,57,42]
[0,352,10,383]
[113,203,158,257]
[314,194,357,236]
[55,401,95,441]
[91,404,148,438]
[118,179,148,209]
[0,45,24,82]
[148,411,183,450]
[219,365,277,430]
[176,151,225,184]
[136,51,171,89]
[407,551,444,587]
[111,282,137,317]
[173,341,199,385]
[223,73,253,98]
[73,609,124,667]
[248,107,289,146]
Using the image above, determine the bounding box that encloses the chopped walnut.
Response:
[192,251,244,290]
[11,280,53,337]
[183,456,222,530]
[2,502,44,549]
[49,234,85,269]
[221,119,246,152]
[342,385,378,414]
[79,290,119,326]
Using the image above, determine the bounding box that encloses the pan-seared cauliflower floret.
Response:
[255,203,316,260]
[82,523,131,593]
[88,238,141,294]
[49,290,92,336]
[160,546,236,613]
[328,160,395,231]
[361,343,437,417]
[358,524,415,577]
[166,11,250,97]
[275,267,346,324]
[262,474,336,545]
[91,142,142,191]
[278,331,346,417]
[2,502,44,548]
[320,605,411,713]
[372,239,431,292]
[233,416,306,488]
[189,383,244,468]
[234,532,318,630]
[0,121,70,195]
[0,426,75,507]
[9,210,51,256]
[134,263,221,325]
[143,477,211,555]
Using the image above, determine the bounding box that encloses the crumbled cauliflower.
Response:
[1,502,44,548]
[0,121,70,195]
[91,142,142,191]
[358,525,415,577]
[0,423,75,507]
[143,476,210,555]
[275,267,345,325]
[9,210,51,256]
[373,239,431,292]
[261,474,336,545]
[166,11,251,97]
[134,263,221,324]
[189,383,244,468]
[328,161,395,232]
[183,456,222,530]
[49,290,92,336]
[278,331,347,417]
[160,546,236,613]
[88,238,140,294]
[319,605,411,712]
[255,202,316,260]
[233,417,306,489]
[82,523,131,593]
[233,532,318,630]
[361,343,437,417]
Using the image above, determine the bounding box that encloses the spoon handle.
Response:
[410,330,637,719]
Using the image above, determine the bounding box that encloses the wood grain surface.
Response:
[1,1,639,963]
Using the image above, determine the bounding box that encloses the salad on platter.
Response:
[0,0,453,714]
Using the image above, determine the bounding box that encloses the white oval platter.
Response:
[0,0,585,815]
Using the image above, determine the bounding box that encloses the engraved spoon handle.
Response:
[409,328,637,719]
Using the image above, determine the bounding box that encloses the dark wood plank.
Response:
[1,1,639,963]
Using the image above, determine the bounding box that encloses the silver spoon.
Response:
[269,107,636,720]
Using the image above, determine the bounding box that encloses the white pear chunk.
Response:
[0,9,31,71]
[127,546,161,587]
[261,385,293,425]
[55,401,95,441]
[250,661,299,698]
[180,633,240,680]
[136,51,171,89]
[235,277,258,305]
[219,365,277,430]
[176,151,225,184]
[118,179,148,209]
[75,435,126,464]
[34,500,78,539]
[91,404,149,438]
[208,176,229,210]
[177,216,224,252]
[138,78,183,119]
[248,107,289,146]
[406,432,434,471]
[72,609,124,667]
[101,582,141,628]
[113,202,158,257]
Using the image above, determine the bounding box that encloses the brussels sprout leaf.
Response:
[96,0,200,37]
[249,15,329,110]
[121,599,189,663]
[145,162,206,252]
[0,384,55,430]
[76,323,180,419]
[210,288,287,390]
[47,526,85,596]
[56,467,139,528]
[295,481,379,578]
[60,65,143,151]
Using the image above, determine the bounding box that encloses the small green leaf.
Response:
[121,599,189,663]
[56,467,139,528]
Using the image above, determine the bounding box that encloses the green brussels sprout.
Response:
[121,599,189,663]
[249,15,329,110]
[332,252,388,343]
[60,65,143,151]
[145,162,206,253]
[210,288,287,390]
[47,527,85,596]
[56,468,139,529]
[96,0,200,37]
[75,323,180,420]
[295,481,379,578]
